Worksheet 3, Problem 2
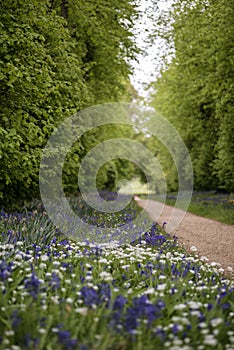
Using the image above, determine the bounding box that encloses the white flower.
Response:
[174,304,186,311]
[200,256,209,262]
[157,284,166,291]
[85,276,93,281]
[39,263,47,269]
[173,339,183,346]
[159,275,166,280]
[5,330,14,336]
[99,271,113,281]
[66,298,73,303]
[229,336,234,343]
[52,328,59,333]
[15,254,23,260]
[191,311,200,317]
[39,328,46,334]
[203,335,217,346]
[199,322,207,328]
[190,246,198,252]
[75,307,88,316]
[40,255,49,261]
[210,318,223,327]
[143,288,155,295]
[187,301,202,309]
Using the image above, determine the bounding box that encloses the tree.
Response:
[0,0,140,208]
[150,0,234,192]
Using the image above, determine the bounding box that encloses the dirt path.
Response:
[134,197,234,279]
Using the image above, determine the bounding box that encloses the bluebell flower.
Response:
[24,334,39,349]
[207,303,213,311]
[49,272,60,291]
[155,327,166,340]
[125,306,139,332]
[0,260,13,281]
[171,323,180,334]
[80,286,99,306]
[24,271,42,299]
[57,328,77,349]
[113,295,127,311]
[99,282,111,307]
[222,303,230,310]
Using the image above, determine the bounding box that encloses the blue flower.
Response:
[57,328,77,349]
[113,295,127,311]
[171,323,180,334]
[124,296,165,333]
[80,286,99,306]
[99,282,111,307]
[24,271,42,299]
[49,272,60,291]
[0,260,13,281]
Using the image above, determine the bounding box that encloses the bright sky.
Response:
[131,0,173,98]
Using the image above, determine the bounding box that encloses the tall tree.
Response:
[150,0,234,192]
[0,0,139,208]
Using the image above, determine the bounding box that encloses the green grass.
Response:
[141,191,234,225]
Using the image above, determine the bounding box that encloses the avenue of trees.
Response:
[150,0,234,192]
[1,0,233,209]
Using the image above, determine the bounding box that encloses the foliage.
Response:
[0,0,139,209]
[150,0,234,192]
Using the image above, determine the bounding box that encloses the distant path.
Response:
[134,197,234,278]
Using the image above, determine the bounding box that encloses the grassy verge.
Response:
[0,196,233,349]
[141,192,234,225]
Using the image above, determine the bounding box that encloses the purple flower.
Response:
[99,283,111,307]
[124,296,165,333]
[24,334,39,349]
[110,295,127,330]
[222,303,230,310]
[80,286,99,306]
[57,328,77,349]
[155,327,166,340]
[0,260,13,281]
[49,272,60,291]
[207,303,213,311]
[24,271,41,299]
[113,295,127,311]
[171,324,180,334]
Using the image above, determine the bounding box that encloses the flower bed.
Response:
[0,201,233,350]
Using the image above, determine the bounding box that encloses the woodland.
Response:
[0,0,233,209]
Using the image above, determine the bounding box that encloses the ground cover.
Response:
[0,196,234,350]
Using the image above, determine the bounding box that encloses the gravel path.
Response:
[134,197,234,279]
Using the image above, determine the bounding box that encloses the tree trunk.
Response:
[61,0,68,19]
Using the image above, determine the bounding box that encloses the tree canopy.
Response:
[0,0,139,208]
[150,0,234,192]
